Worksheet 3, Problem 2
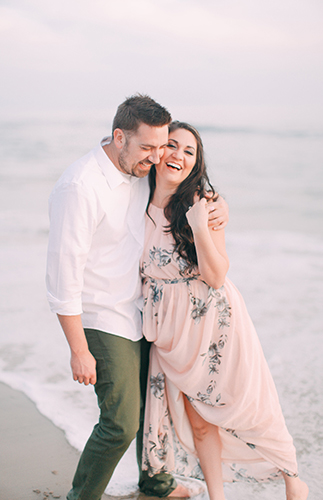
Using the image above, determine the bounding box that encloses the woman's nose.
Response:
[172,148,183,160]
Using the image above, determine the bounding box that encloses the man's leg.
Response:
[67,329,141,500]
[136,337,178,497]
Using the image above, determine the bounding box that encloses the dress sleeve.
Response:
[46,182,96,315]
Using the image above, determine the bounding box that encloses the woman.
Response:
[140,121,308,500]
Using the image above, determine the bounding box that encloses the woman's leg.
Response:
[184,397,226,500]
[282,472,309,500]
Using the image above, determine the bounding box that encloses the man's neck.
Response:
[102,141,121,172]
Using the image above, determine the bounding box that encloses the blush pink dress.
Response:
[141,204,298,483]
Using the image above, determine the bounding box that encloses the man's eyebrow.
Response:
[140,142,168,148]
[168,139,195,150]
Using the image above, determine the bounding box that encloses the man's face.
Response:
[117,123,169,178]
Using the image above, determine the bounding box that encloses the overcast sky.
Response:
[1,0,323,128]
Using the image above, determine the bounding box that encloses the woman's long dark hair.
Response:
[148,121,216,269]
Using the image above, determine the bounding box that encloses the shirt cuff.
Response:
[46,291,83,316]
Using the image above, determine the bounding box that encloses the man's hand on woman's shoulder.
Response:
[205,192,229,231]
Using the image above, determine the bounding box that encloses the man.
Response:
[46,94,229,500]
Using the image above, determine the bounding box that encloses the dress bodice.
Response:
[140,204,199,283]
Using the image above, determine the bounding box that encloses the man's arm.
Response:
[57,314,97,386]
[206,193,229,231]
[46,183,97,386]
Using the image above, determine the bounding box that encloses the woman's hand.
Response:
[186,195,209,234]
[185,194,229,289]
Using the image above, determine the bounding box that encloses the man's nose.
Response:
[148,150,161,164]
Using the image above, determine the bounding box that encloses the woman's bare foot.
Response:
[168,484,190,498]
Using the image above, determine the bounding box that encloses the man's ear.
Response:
[113,128,126,149]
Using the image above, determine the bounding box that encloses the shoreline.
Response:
[0,382,111,500]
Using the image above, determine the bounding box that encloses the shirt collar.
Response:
[93,137,140,190]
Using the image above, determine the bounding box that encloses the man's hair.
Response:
[112,94,171,134]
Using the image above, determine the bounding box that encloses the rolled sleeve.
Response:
[46,182,96,316]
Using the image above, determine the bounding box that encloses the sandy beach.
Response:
[0,382,110,500]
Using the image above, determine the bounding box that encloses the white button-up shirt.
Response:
[46,138,149,341]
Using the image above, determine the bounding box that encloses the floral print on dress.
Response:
[150,372,165,399]
[149,246,173,267]
[148,280,163,305]
[211,287,232,328]
[201,332,228,375]
[229,464,281,483]
[187,390,225,408]
[230,465,261,483]
[187,285,232,328]
[190,296,210,324]
[141,245,199,281]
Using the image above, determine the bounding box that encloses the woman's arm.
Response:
[186,197,229,289]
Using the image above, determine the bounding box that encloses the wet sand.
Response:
[0,382,110,500]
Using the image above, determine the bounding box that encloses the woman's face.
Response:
[155,128,197,188]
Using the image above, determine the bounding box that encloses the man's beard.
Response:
[118,147,153,178]
[118,144,133,175]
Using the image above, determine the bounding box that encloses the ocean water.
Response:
[0,117,322,499]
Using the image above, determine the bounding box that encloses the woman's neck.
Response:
[151,182,177,208]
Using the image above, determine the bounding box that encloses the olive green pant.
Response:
[66,330,176,500]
